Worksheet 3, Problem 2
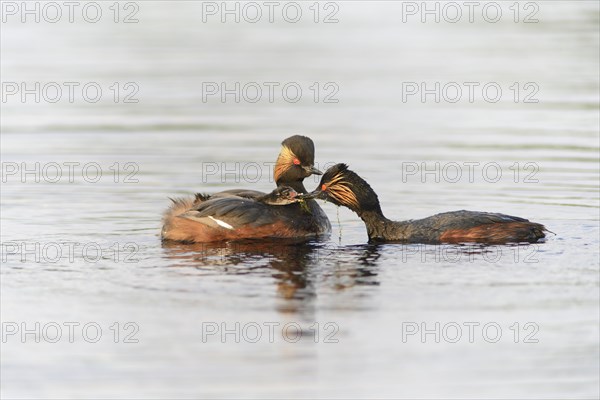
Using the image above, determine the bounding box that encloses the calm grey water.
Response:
[1,1,599,399]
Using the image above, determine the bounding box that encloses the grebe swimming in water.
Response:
[161,136,331,243]
[302,163,547,244]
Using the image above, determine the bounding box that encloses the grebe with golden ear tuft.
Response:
[302,163,548,244]
[161,136,331,243]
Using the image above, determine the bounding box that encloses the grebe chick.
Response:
[255,186,299,205]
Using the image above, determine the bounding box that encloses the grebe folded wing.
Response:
[209,189,268,200]
[178,196,288,229]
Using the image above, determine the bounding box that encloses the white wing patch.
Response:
[208,216,234,230]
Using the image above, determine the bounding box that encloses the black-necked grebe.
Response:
[302,163,547,244]
[161,136,331,243]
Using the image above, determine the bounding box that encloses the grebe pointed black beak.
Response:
[303,166,322,176]
[298,188,322,200]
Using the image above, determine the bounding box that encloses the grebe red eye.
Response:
[321,184,327,191]
[293,158,300,165]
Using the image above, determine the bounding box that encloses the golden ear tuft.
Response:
[326,172,360,209]
[274,145,297,182]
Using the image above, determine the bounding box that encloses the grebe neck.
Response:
[345,180,392,240]
[350,182,410,241]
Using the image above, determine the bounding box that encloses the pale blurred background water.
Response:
[1,1,599,399]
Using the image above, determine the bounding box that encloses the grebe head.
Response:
[259,186,300,206]
[301,163,381,214]
[274,135,322,185]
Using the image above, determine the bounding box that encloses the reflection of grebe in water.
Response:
[161,240,383,309]
[161,135,331,243]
